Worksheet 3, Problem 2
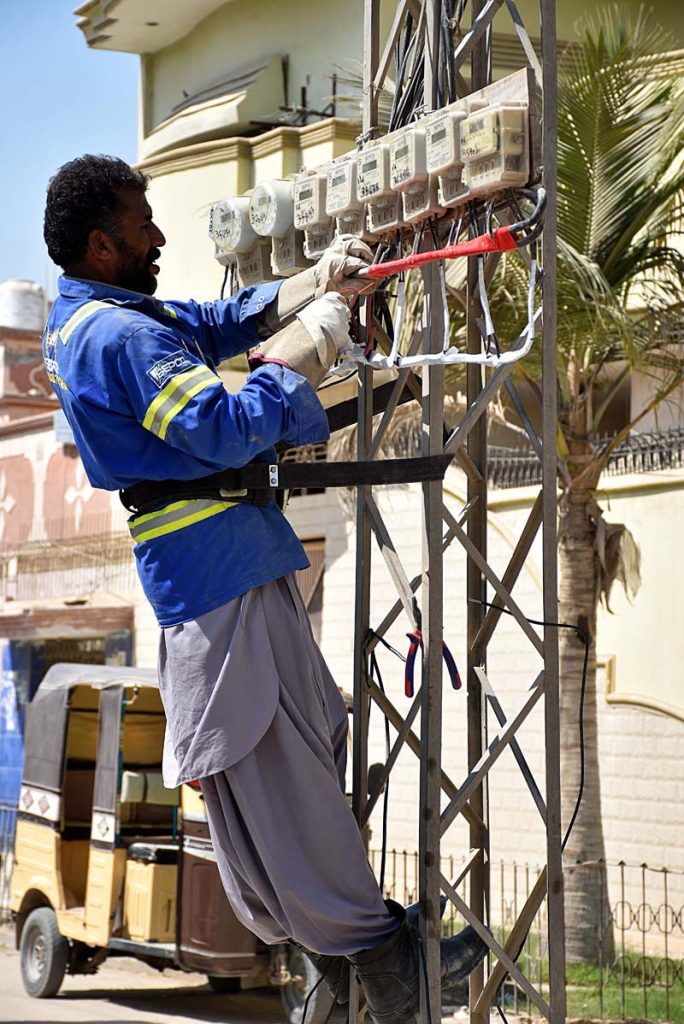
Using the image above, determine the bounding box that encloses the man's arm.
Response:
[165,235,376,367]
[117,324,329,471]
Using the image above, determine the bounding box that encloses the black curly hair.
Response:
[44,154,149,270]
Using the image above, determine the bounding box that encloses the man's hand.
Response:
[250,293,352,389]
[312,235,376,301]
[261,235,376,333]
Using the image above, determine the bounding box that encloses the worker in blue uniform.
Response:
[42,154,485,1023]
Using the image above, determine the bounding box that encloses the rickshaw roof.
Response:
[37,662,158,692]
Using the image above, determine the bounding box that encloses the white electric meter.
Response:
[325,157,362,222]
[426,110,467,177]
[271,230,311,277]
[248,180,295,239]
[357,144,394,206]
[209,197,258,264]
[366,197,406,234]
[236,240,277,288]
[461,104,529,196]
[390,126,428,194]
[293,174,331,231]
[402,176,441,224]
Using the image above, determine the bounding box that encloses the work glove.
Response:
[262,235,376,331]
[249,293,352,389]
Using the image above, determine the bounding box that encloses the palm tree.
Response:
[542,5,684,963]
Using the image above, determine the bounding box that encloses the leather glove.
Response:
[249,293,352,389]
[262,235,376,331]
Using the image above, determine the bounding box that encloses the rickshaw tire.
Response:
[19,907,69,998]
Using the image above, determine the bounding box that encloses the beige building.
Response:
[0,0,682,971]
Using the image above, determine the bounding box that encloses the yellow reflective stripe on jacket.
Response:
[142,365,220,441]
[129,498,237,544]
[59,300,112,344]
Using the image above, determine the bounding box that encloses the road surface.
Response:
[0,930,285,1024]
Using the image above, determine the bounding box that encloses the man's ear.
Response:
[87,228,118,264]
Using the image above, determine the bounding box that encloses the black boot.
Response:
[346,902,487,1024]
[290,896,448,1006]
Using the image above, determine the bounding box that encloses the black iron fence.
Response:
[489,427,684,490]
[369,849,684,1022]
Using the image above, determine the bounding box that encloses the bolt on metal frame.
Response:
[350,0,565,1021]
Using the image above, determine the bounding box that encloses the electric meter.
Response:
[402,176,441,224]
[390,126,428,194]
[366,197,406,235]
[293,174,331,231]
[461,104,529,196]
[248,180,295,239]
[357,144,394,206]
[271,230,311,277]
[426,110,466,177]
[236,240,277,288]
[293,173,335,258]
[209,197,258,264]
[326,158,365,235]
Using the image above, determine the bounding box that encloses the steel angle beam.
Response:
[475,666,547,823]
[365,677,487,833]
[351,1,564,1022]
[441,874,552,1019]
[440,671,545,835]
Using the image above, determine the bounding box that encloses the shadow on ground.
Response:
[3,986,285,1024]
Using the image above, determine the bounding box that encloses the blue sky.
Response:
[0,1,138,296]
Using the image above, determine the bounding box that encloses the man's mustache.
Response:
[147,249,161,265]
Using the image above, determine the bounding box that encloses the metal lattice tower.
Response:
[350,1,565,1021]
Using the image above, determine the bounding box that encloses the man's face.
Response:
[109,188,166,295]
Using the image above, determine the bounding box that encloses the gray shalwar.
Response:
[158,573,396,956]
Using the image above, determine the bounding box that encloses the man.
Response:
[42,154,485,1023]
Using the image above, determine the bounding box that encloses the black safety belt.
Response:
[120,374,444,516]
[120,454,452,515]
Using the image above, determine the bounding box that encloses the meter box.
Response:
[357,144,394,206]
[402,176,441,224]
[390,126,428,194]
[366,196,406,235]
[294,174,330,231]
[426,110,469,208]
[326,158,365,236]
[271,230,310,277]
[460,104,529,196]
[294,174,334,259]
[426,110,467,176]
[248,180,295,238]
[236,240,277,288]
[209,197,258,265]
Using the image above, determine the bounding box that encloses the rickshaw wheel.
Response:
[19,907,69,998]
[280,946,347,1024]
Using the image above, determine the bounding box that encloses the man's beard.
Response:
[114,238,159,295]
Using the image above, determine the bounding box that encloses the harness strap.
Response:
[120,455,452,516]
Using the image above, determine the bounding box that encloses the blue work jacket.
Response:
[43,275,330,626]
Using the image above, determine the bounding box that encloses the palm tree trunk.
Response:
[558,485,615,964]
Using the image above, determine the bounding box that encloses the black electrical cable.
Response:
[369,649,392,894]
[469,598,590,852]
[219,264,229,300]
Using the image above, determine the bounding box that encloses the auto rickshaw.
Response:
[10,663,338,1022]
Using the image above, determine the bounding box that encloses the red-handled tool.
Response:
[356,187,546,283]
[404,629,463,698]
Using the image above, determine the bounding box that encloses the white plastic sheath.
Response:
[477,254,497,349]
[329,256,540,374]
